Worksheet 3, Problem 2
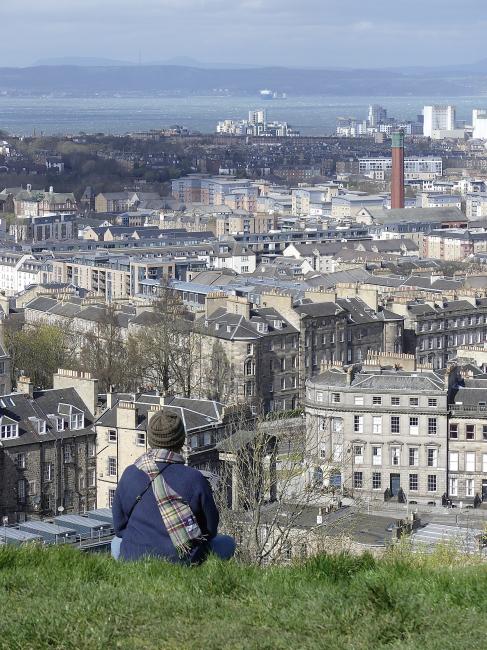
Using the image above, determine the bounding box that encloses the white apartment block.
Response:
[423,105,455,137]
[358,157,443,180]
[466,194,487,219]
[0,253,43,296]
[473,109,487,140]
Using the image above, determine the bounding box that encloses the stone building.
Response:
[448,369,487,503]
[390,297,487,370]
[305,356,449,505]
[94,392,243,509]
[0,370,98,523]
[197,294,301,412]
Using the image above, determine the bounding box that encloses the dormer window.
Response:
[29,417,46,435]
[1,423,18,439]
[70,412,84,430]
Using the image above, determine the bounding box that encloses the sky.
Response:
[0,0,485,68]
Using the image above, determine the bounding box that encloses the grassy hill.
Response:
[1,545,487,649]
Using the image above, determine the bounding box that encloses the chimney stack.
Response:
[391,131,405,209]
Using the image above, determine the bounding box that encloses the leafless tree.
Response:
[207,410,358,566]
[77,305,129,392]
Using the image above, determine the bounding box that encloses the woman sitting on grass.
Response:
[111,409,236,564]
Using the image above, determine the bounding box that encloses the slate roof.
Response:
[366,207,465,224]
[311,367,444,392]
[95,393,225,432]
[0,387,94,449]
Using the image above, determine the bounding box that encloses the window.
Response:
[332,443,343,462]
[136,432,146,446]
[449,477,458,497]
[409,474,418,491]
[38,420,46,434]
[63,447,73,464]
[17,479,26,502]
[43,463,52,482]
[465,452,475,472]
[331,393,341,403]
[354,396,364,406]
[354,445,364,465]
[409,448,419,467]
[449,451,459,472]
[319,446,327,460]
[372,416,382,434]
[427,475,437,492]
[70,413,84,430]
[428,398,437,407]
[409,417,419,436]
[391,396,400,406]
[247,343,254,355]
[466,479,475,497]
[427,448,438,468]
[449,424,458,439]
[428,418,437,435]
[483,425,487,441]
[316,392,323,402]
[409,397,419,407]
[390,416,400,434]
[483,453,487,474]
[466,425,475,440]
[88,469,96,488]
[15,453,26,469]
[372,472,382,489]
[79,474,85,490]
[391,447,400,466]
[1,424,18,439]
[108,489,116,508]
[108,457,117,477]
[372,446,382,465]
[354,416,363,433]
[353,471,363,489]
[331,418,343,433]
[108,429,117,443]
[372,396,382,405]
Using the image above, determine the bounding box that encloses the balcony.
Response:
[449,404,487,416]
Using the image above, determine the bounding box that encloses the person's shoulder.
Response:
[180,465,211,487]
[120,463,147,482]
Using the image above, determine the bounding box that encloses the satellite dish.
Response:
[57,506,65,513]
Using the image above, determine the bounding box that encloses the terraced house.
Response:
[0,370,97,523]
[393,297,487,369]
[306,357,449,505]
[306,357,487,507]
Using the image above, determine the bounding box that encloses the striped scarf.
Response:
[135,448,203,557]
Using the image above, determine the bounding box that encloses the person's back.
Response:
[111,409,235,564]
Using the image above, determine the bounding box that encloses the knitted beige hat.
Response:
[147,410,185,451]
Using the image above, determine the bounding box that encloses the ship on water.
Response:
[259,89,287,100]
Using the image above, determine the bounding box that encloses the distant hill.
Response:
[33,57,136,67]
[1,62,487,96]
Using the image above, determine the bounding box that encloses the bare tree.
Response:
[206,340,234,402]
[77,305,129,392]
[128,287,205,397]
[208,410,357,566]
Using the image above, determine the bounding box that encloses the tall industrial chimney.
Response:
[391,131,405,209]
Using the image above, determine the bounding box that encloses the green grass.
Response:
[1,545,487,649]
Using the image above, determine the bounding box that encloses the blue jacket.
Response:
[112,461,219,563]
